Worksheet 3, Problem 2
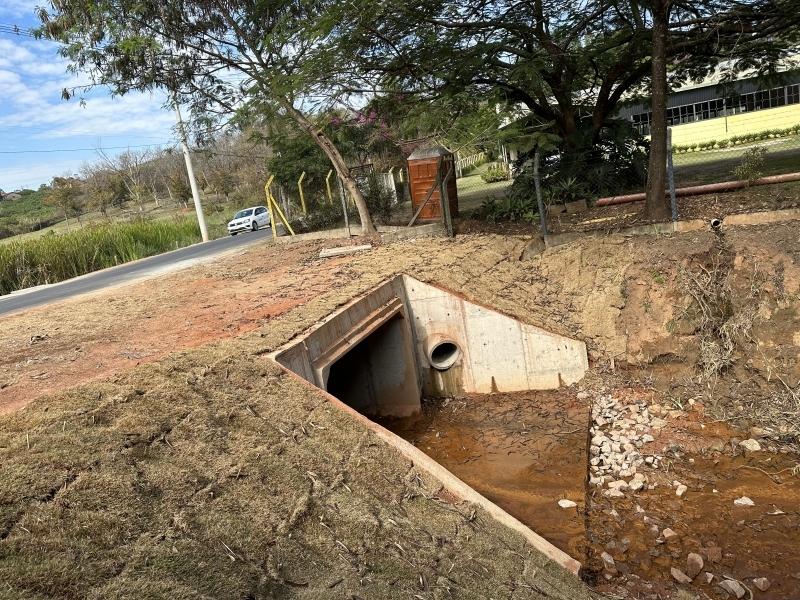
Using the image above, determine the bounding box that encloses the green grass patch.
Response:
[673,144,800,187]
[0,218,203,295]
[0,189,60,239]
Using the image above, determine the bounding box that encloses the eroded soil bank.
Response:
[2,223,800,598]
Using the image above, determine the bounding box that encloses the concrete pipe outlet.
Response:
[427,337,461,371]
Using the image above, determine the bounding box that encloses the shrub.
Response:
[293,200,344,233]
[732,145,767,184]
[717,139,731,149]
[0,218,202,295]
[360,171,395,224]
[481,164,510,183]
[475,196,538,223]
[549,177,588,205]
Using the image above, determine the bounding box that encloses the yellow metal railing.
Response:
[264,175,295,237]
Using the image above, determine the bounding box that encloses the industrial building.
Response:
[617,62,800,145]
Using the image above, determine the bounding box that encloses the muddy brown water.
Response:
[379,389,800,599]
[589,449,800,599]
[378,389,591,561]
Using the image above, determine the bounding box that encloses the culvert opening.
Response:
[428,339,460,370]
[270,274,590,572]
[325,315,420,419]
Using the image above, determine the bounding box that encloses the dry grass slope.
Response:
[0,317,593,598]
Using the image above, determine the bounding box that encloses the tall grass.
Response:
[0,218,202,295]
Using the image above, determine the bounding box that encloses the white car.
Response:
[227,206,270,235]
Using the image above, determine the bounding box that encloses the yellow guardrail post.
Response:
[264,175,278,238]
[325,170,334,205]
[297,171,307,214]
[264,175,296,237]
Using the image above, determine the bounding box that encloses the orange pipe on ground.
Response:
[595,172,800,206]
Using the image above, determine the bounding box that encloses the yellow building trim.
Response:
[671,104,800,145]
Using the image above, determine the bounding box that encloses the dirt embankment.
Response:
[0,224,799,598]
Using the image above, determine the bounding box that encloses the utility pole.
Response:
[174,100,209,242]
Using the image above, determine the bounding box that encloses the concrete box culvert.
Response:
[268,274,589,576]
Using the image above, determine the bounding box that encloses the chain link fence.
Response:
[671,113,800,188]
[533,110,800,235]
[262,108,800,240]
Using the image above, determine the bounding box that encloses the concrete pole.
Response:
[174,102,209,242]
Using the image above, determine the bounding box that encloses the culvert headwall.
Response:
[272,274,588,412]
[401,276,588,396]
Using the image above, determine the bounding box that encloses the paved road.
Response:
[0,228,271,317]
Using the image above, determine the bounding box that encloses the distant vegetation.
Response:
[0,188,60,239]
[0,218,202,295]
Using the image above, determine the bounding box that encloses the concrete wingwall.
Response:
[401,276,588,396]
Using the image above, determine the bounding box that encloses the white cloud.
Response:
[0,31,178,189]
[0,39,69,77]
[0,0,39,18]
[0,159,85,190]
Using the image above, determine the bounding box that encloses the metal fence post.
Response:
[534,148,548,237]
[667,128,678,223]
[337,177,351,237]
[440,157,454,237]
[325,170,335,205]
[297,171,307,214]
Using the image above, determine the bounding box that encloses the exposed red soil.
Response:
[0,243,346,414]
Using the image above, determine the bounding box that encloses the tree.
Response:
[81,163,127,218]
[98,149,150,214]
[336,0,800,190]
[44,176,83,225]
[40,0,377,234]
[645,0,672,220]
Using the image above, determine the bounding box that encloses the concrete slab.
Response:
[319,244,372,258]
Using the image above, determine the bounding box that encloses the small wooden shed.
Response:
[407,146,459,222]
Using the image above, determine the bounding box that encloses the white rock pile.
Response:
[589,394,665,495]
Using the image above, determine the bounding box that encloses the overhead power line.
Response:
[0,23,40,39]
[0,143,177,155]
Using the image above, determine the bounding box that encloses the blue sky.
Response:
[0,0,177,191]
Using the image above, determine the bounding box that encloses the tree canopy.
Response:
[40,0,378,233]
[334,0,800,150]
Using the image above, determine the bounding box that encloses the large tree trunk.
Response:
[644,0,671,220]
[282,101,377,235]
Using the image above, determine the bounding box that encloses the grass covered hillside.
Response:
[0,189,60,240]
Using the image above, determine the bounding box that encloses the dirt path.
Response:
[0,242,344,414]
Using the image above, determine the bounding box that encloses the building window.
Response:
[788,85,800,104]
[627,80,800,132]
[770,87,785,107]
